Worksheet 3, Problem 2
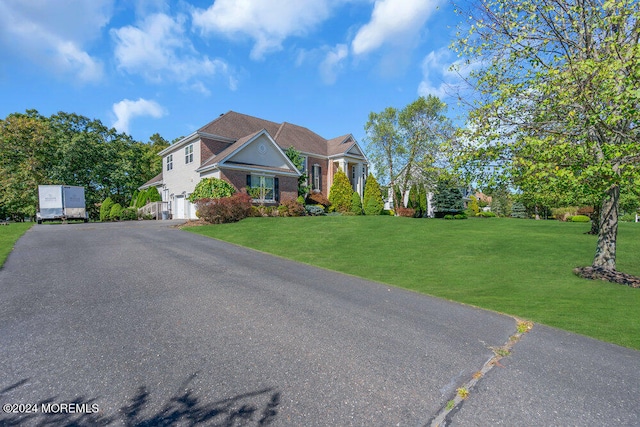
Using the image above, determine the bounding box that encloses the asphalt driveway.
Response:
[0,221,638,426]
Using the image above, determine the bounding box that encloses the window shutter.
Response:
[318,167,322,191]
[246,175,251,188]
[274,177,280,202]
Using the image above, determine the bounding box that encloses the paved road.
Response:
[0,221,638,426]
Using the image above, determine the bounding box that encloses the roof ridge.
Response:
[197,110,233,132]
[273,122,286,141]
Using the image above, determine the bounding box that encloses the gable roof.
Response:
[198,111,281,140]
[160,110,367,164]
[273,122,329,156]
[198,129,300,176]
[139,171,163,190]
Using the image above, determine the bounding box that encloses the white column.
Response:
[357,162,364,197]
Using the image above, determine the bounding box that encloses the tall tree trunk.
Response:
[587,205,600,235]
[592,184,619,270]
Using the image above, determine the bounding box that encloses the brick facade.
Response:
[220,169,298,205]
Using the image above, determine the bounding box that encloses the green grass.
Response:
[186,216,640,350]
[0,223,33,268]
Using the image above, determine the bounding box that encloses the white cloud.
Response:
[319,44,349,85]
[418,48,472,99]
[192,0,333,60]
[0,0,111,82]
[352,0,442,56]
[112,98,166,134]
[111,13,236,91]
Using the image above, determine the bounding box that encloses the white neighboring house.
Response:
[139,111,369,219]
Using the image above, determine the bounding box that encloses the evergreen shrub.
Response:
[363,173,383,215]
[109,203,123,221]
[100,197,114,221]
[121,207,138,221]
[305,205,326,216]
[620,213,637,222]
[306,192,331,209]
[510,202,527,218]
[476,211,497,218]
[350,192,363,215]
[569,215,591,222]
[328,169,353,213]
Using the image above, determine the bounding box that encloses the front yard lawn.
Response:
[0,222,33,268]
[185,216,640,350]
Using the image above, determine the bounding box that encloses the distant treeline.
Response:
[0,110,170,220]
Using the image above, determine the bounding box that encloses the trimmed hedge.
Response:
[569,215,591,222]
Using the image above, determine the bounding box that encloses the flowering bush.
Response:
[195,193,252,224]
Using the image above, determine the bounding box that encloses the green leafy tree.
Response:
[397,96,454,201]
[188,178,235,201]
[0,110,54,220]
[455,0,640,271]
[364,107,402,210]
[363,173,384,215]
[328,169,352,213]
[284,146,308,196]
[142,133,170,179]
[365,96,455,211]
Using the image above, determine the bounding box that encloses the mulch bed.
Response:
[574,266,640,288]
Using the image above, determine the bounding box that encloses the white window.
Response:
[249,175,276,202]
[312,164,321,191]
[166,154,173,171]
[185,144,193,164]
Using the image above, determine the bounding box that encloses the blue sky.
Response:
[0,0,467,147]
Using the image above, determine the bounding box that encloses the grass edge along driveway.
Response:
[0,223,33,268]
[186,216,640,351]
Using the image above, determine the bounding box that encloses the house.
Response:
[139,111,369,219]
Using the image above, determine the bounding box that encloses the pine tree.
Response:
[328,169,353,213]
[363,173,384,215]
[350,191,363,215]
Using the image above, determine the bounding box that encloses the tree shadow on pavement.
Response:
[0,374,280,426]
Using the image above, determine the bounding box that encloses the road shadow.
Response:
[0,375,280,426]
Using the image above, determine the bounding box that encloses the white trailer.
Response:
[37,185,88,224]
